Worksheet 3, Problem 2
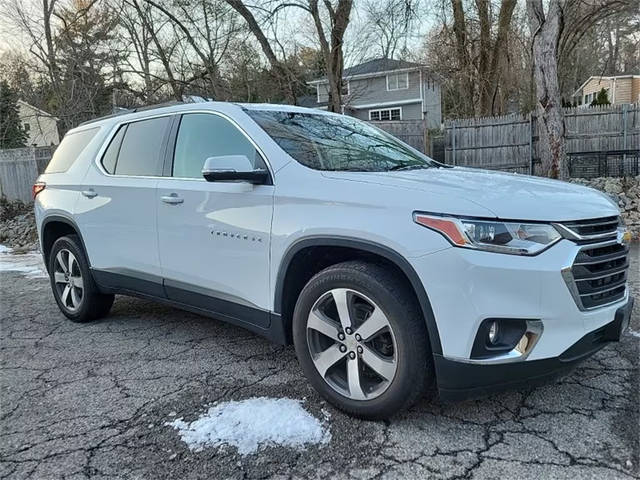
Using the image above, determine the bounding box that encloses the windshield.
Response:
[245,109,438,172]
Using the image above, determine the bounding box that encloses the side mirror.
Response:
[201,155,269,185]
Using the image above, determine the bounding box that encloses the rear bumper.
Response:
[436,297,634,401]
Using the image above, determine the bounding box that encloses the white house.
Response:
[18,100,60,146]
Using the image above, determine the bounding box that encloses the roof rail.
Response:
[76,101,185,127]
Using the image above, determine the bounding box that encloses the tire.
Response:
[48,235,114,322]
[292,260,434,420]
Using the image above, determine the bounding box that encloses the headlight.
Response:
[413,213,562,255]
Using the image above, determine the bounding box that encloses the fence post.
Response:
[622,103,628,164]
[423,121,429,156]
[529,112,534,175]
[452,121,457,165]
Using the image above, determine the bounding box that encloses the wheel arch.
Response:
[41,215,90,271]
[274,236,443,355]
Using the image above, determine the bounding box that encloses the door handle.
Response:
[81,189,97,198]
[161,193,184,205]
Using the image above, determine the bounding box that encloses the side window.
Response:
[101,125,126,174]
[113,116,171,176]
[45,127,99,173]
[173,113,264,179]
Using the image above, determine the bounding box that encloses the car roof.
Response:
[239,103,334,116]
[70,101,335,135]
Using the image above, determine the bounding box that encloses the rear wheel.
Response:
[293,260,433,419]
[49,235,114,322]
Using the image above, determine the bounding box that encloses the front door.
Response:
[156,112,274,328]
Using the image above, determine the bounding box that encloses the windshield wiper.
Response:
[388,164,432,171]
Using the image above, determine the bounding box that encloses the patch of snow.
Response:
[0,245,47,278]
[628,328,640,339]
[166,397,331,455]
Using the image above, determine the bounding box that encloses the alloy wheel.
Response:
[306,288,398,400]
[53,249,84,312]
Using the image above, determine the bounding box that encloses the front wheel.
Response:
[292,261,433,419]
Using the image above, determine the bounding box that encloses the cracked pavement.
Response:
[1,245,638,479]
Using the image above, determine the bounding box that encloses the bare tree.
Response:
[224,0,298,103]
[527,0,566,179]
[361,0,419,60]
[142,0,240,99]
[527,0,634,178]
[307,0,353,112]
[225,0,353,111]
[119,0,184,101]
[448,0,517,116]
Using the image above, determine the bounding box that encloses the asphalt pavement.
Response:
[1,245,638,479]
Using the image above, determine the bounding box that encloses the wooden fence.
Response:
[0,147,54,203]
[443,103,640,176]
[374,120,429,154]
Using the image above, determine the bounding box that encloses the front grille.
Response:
[555,216,620,241]
[565,240,629,310]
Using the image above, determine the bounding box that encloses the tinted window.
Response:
[45,128,99,173]
[101,125,126,174]
[246,110,437,172]
[173,113,262,178]
[114,116,171,176]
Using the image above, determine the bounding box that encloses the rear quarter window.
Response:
[45,127,99,173]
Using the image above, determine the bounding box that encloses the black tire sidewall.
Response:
[292,262,431,419]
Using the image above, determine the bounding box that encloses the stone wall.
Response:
[570,176,640,239]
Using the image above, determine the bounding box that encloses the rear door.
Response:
[156,111,274,325]
[75,115,173,295]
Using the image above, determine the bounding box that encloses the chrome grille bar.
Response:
[562,237,629,310]
[554,216,620,242]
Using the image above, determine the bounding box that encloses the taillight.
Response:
[32,181,46,199]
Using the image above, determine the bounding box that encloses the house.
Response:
[572,75,640,106]
[306,58,442,129]
[18,100,60,146]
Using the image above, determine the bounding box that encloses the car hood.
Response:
[321,167,619,221]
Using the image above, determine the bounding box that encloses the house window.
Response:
[386,72,409,91]
[369,107,402,121]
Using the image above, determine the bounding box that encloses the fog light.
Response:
[488,321,499,344]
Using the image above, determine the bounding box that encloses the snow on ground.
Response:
[0,245,47,278]
[629,328,640,339]
[166,397,331,455]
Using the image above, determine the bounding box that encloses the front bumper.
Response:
[410,239,630,361]
[436,297,634,401]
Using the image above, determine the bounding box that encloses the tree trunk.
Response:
[450,0,474,116]
[527,0,567,179]
[486,0,517,115]
[309,0,353,113]
[475,0,490,115]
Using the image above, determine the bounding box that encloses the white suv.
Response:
[34,102,634,419]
